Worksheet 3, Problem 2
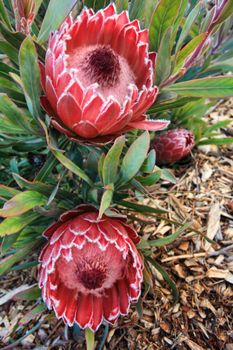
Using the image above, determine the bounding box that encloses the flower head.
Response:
[40,4,169,143]
[153,128,195,165]
[38,206,143,331]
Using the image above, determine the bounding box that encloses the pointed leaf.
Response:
[85,328,95,350]
[166,77,233,98]
[129,0,157,26]
[0,212,39,236]
[19,36,41,119]
[98,187,114,219]
[103,136,125,185]
[148,222,191,247]
[20,303,46,325]
[120,132,150,184]
[37,0,77,44]
[155,28,172,85]
[0,191,47,217]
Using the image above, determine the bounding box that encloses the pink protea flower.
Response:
[153,128,195,165]
[38,206,143,331]
[12,0,35,35]
[40,4,169,143]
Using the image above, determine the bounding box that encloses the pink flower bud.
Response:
[153,128,195,165]
[12,0,35,35]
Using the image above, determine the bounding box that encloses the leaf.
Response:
[20,303,47,325]
[148,222,191,247]
[120,132,150,184]
[0,191,47,217]
[37,0,77,44]
[213,0,233,27]
[148,97,199,113]
[116,200,167,214]
[149,0,182,51]
[0,185,20,199]
[136,170,161,186]
[1,233,19,254]
[102,136,125,185]
[176,2,202,52]
[0,0,12,29]
[98,153,105,183]
[115,0,128,12]
[98,187,114,219]
[146,256,179,303]
[0,94,34,133]
[161,168,177,184]
[141,150,156,173]
[129,0,157,26]
[0,212,39,236]
[155,28,172,85]
[175,32,208,71]
[0,239,43,276]
[52,150,93,186]
[166,77,233,98]
[19,36,41,119]
[0,40,18,64]
[14,286,41,301]
[198,137,233,146]
[35,153,58,182]
[85,328,95,350]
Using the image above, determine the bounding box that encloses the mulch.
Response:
[0,99,232,350]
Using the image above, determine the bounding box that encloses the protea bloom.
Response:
[38,206,143,331]
[12,0,35,35]
[40,4,169,143]
[153,128,195,165]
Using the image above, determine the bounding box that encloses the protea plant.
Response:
[0,0,233,349]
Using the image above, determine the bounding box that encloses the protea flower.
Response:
[38,205,143,331]
[153,128,195,165]
[12,0,35,35]
[40,4,169,143]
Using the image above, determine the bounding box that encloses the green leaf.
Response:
[129,0,157,26]
[198,137,233,146]
[0,77,24,104]
[52,150,93,186]
[136,170,161,186]
[98,187,114,219]
[14,286,41,301]
[98,153,105,183]
[0,191,47,217]
[120,132,150,184]
[175,32,208,71]
[37,0,77,44]
[103,136,125,185]
[0,212,39,236]
[0,185,20,199]
[148,222,191,247]
[146,256,179,303]
[148,97,199,113]
[176,2,202,52]
[141,150,156,173]
[19,36,41,119]
[35,153,58,182]
[155,28,172,85]
[84,0,111,11]
[85,328,95,350]
[20,303,46,325]
[166,77,233,98]
[0,94,34,133]
[161,168,177,184]
[1,233,19,254]
[0,40,18,64]
[149,0,182,51]
[0,0,12,29]
[0,238,43,276]
[115,0,128,12]
[116,200,167,214]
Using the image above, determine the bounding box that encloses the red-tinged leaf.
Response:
[0,191,47,217]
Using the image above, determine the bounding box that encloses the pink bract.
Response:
[153,128,195,165]
[40,3,169,143]
[38,206,143,331]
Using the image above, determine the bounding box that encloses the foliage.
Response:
[0,0,233,348]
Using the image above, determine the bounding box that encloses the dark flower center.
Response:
[83,46,120,88]
[78,268,106,290]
